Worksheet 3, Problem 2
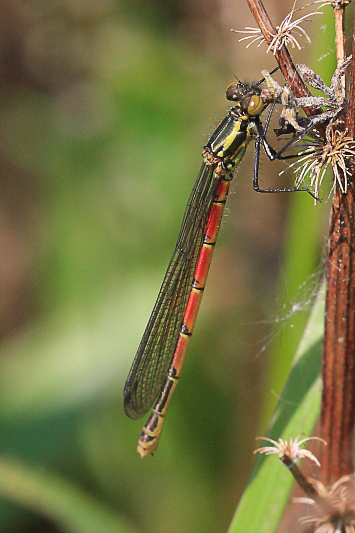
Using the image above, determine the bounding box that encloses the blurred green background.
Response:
[0,1,344,532]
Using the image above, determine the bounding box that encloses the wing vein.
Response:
[124,162,218,418]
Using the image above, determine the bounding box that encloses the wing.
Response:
[124,161,217,418]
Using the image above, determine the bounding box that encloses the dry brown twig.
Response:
[320,0,355,487]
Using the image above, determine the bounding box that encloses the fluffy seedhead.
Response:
[254,435,326,467]
[295,475,355,533]
[291,125,355,199]
[232,1,322,53]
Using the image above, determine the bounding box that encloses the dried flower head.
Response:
[288,125,355,200]
[254,435,326,467]
[232,1,322,53]
[295,474,355,532]
[297,55,352,107]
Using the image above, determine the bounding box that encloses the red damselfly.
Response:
[124,70,316,457]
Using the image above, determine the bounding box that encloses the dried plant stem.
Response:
[334,5,346,93]
[282,460,318,498]
[320,8,355,486]
[334,6,346,64]
[321,190,355,485]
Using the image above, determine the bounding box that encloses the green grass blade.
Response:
[0,457,138,533]
[228,284,324,533]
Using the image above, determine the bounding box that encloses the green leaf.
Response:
[228,285,324,533]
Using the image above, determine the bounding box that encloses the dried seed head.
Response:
[295,474,355,532]
[254,435,326,467]
[267,1,322,54]
[290,125,355,201]
[232,1,322,53]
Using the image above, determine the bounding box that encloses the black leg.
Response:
[256,115,316,161]
[253,126,319,201]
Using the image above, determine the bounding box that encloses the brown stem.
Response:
[281,458,318,498]
[320,8,355,486]
[334,4,346,96]
[334,6,346,65]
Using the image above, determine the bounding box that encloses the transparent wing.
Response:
[124,162,217,418]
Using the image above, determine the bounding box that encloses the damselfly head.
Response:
[226,66,279,104]
[226,82,265,117]
[226,81,261,103]
[226,65,280,104]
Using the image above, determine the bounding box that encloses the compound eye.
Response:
[247,95,263,116]
[239,97,251,113]
[226,82,244,102]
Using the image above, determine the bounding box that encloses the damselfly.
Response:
[124,69,316,457]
